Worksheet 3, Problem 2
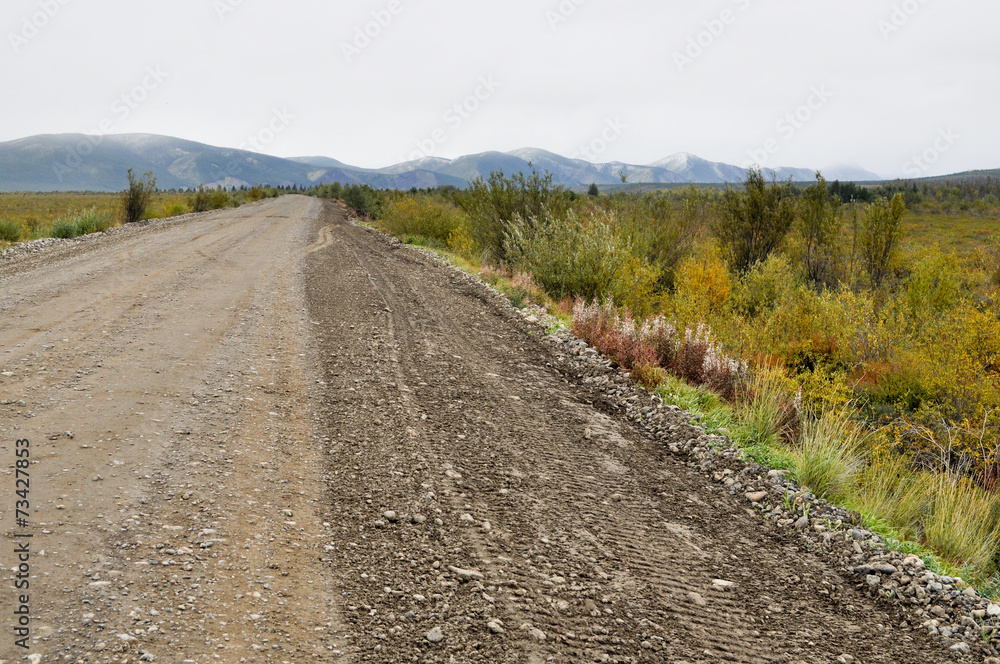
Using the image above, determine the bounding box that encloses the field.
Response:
[314,173,1000,589]
[0,187,275,246]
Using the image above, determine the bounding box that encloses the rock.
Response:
[383,510,399,523]
[746,491,768,503]
[487,620,505,634]
[930,605,948,618]
[837,656,855,664]
[948,642,970,655]
[686,592,707,606]
[460,513,475,523]
[794,516,810,529]
[425,626,444,643]
[988,603,1000,617]
[411,514,427,525]
[712,579,736,590]
[865,575,881,588]
[527,627,547,641]
[448,566,484,582]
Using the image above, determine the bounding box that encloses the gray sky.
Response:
[4,0,996,178]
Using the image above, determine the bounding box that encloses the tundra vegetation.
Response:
[317,170,1000,590]
[0,178,282,244]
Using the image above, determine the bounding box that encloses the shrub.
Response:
[506,210,660,314]
[457,168,572,263]
[343,185,384,219]
[713,167,796,274]
[798,174,842,285]
[632,362,667,389]
[191,188,231,212]
[608,188,706,289]
[732,253,801,318]
[860,193,906,288]
[51,217,80,239]
[72,207,113,235]
[381,196,464,245]
[671,242,732,322]
[791,410,864,501]
[120,168,157,224]
[0,219,22,242]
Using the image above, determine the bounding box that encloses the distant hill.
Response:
[0,132,889,192]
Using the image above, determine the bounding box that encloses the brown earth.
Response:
[0,196,955,663]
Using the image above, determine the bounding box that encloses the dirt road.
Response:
[0,197,952,663]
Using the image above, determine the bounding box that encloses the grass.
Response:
[791,410,864,501]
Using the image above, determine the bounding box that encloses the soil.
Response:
[0,196,955,663]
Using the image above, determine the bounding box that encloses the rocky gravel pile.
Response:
[405,238,1000,662]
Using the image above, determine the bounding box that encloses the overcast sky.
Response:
[3,0,996,178]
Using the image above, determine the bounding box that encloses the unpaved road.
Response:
[0,196,952,663]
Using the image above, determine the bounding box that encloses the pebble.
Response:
[447,566,484,582]
[487,620,505,634]
[425,626,444,643]
[746,491,767,503]
[383,510,399,523]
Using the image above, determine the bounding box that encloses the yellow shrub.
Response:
[672,243,732,322]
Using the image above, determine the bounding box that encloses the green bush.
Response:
[73,207,113,235]
[191,188,231,212]
[343,185,384,219]
[457,168,572,263]
[51,218,80,238]
[713,167,796,274]
[732,253,801,318]
[0,220,22,242]
[505,210,660,314]
[860,193,906,288]
[120,168,157,224]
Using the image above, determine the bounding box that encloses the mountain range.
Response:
[0,133,882,192]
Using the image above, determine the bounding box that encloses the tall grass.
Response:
[791,410,864,501]
[923,473,1000,573]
